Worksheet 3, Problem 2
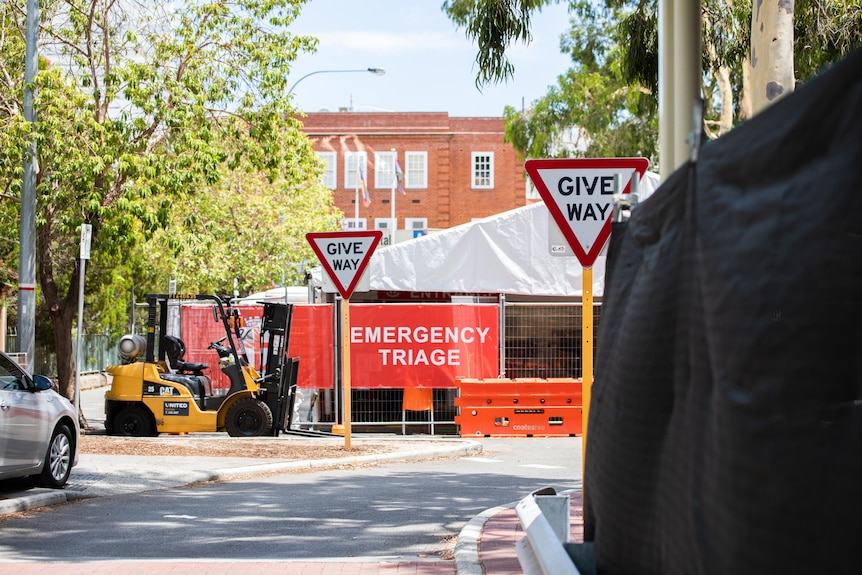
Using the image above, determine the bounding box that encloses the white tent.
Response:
[311,171,661,299]
[237,285,312,304]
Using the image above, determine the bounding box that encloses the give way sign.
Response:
[525,158,649,268]
[306,231,382,299]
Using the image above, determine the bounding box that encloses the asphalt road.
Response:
[0,436,582,562]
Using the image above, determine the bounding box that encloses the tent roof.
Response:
[312,171,661,298]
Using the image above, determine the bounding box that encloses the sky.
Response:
[288,1,574,117]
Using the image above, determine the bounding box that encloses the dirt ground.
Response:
[78,433,457,460]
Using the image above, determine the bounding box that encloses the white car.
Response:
[0,351,79,488]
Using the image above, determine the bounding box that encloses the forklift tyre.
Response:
[111,406,156,437]
[225,398,273,437]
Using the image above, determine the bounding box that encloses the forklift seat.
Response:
[164,335,209,374]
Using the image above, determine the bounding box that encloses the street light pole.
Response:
[287,67,385,95]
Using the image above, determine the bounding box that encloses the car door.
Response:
[0,357,47,474]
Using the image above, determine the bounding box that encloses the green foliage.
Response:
[502,1,658,163]
[0,0,332,389]
[795,0,862,81]
[451,0,862,168]
[443,0,554,86]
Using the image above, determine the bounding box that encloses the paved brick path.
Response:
[0,560,456,575]
[478,491,584,574]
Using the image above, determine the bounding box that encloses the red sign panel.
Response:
[348,304,499,388]
[180,303,497,390]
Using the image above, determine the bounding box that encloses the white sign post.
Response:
[525,158,649,476]
[306,231,382,448]
[74,223,92,418]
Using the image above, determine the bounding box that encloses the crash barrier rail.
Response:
[515,488,580,575]
[454,377,582,437]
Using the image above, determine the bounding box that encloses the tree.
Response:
[444,1,862,162]
[0,0,327,399]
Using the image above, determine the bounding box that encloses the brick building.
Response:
[299,112,532,239]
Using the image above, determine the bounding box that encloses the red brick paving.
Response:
[479,491,583,574]
[0,561,455,575]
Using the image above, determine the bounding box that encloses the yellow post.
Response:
[582,267,593,481]
[341,298,353,449]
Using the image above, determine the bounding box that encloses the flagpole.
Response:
[390,148,396,227]
[354,167,359,221]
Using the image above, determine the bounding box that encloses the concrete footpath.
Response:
[0,382,585,574]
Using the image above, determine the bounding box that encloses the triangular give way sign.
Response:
[306,231,382,299]
[525,158,649,268]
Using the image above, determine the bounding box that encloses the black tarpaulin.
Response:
[585,47,862,575]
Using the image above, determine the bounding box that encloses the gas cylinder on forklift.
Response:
[104,293,298,437]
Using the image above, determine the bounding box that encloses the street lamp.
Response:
[288,67,385,95]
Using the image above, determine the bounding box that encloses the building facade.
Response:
[299,112,532,237]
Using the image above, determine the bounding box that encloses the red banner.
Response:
[348,304,498,388]
[180,304,333,391]
[179,302,497,390]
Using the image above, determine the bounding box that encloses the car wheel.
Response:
[34,424,74,489]
[225,398,273,437]
[112,406,155,437]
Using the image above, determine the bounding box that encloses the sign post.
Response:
[306,231,382,448]
[525,158,649,476]
[74,223,92,418]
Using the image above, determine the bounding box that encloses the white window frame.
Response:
[374,218,397,231]
[316,152,337,189]
[344,151,368,190]
[374,151,396,189]
[405,217,428,230]
[341,218,367,231]
[404,152,428,189]
[472,152,494,189]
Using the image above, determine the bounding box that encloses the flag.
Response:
[394,158,406,195]
[359,166,370,207]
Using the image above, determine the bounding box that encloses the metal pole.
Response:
[390,149,396,231]
[581,267,593,483]
[658,0,674,180]
[18,0,39,367]
[75,225,92,416]
[74,258,86,413]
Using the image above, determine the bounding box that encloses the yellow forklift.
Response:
[105,294,298,437]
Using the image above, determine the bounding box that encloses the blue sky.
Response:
[288,1,574,117]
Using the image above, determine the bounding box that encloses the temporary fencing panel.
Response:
[180,303,333,392]
[455,377,582,437]
[177,300,592,432]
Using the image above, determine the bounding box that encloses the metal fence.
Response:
[314,301,601,433]
[7,301,600,434]
[5,333,119,377]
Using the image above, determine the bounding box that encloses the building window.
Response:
[472,152,494,189]
[316,152,336,189]
[374,151,396,189]
[405,217,428,230]
[342,218,367,230]
[405,152,428,188]
[374,218,396,231]
[344,152,368,190]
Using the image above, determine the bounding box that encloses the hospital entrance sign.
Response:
[525,158,649,268]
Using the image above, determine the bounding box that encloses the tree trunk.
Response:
[750,0,795,114]
[37,213,80,401]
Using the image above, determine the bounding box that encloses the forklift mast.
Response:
[258,301,300,434]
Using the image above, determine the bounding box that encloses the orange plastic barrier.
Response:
[454,377,583,437]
